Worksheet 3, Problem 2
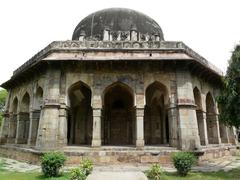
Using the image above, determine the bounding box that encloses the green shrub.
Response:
[172,152,197,176]
[145,164,163,180]
[70,159,93,180]
[70,168,87,180]
[41,152,66,177]
[80,159,93,176]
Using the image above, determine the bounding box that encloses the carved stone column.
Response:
[168,79,179,148]
[202,112,209,145]
[215,116,222,144]
[7,114,17,143]
[0,91,11,144]
[57,99,68,147]
[0,112,10,144]
[28,110,40,145]
[196,110,208,146]
[91,108,102,147]
[136,107,144,148]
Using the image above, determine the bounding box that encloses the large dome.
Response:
[72,8,164,41]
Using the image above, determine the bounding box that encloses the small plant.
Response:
[145,164,163,180]
[70,159,93,180]
[71,168,87,180]
[0,159,6,171]
[80,159,93,176]
[41,152,67,177]
[172,152,197,176]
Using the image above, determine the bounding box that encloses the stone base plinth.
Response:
[91,140,101,147]
[0,144,239,165]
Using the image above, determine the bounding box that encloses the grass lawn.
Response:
[162,168,240,180]
[0,168,240,180]
[0,171,70,180]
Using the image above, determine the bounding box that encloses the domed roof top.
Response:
[72,8,164,41]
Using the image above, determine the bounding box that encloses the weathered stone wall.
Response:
[0,61,238,151]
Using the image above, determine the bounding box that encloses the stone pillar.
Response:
[168,79,179,148]
[15,112,29,144]
[219,123,229,144]
[57,99,68,147]
[196,110,208,146]
[229,127,238,145]
[176,70,201,150]
[202,112,209,145]
[36,68,61,150]
[162,107,167,144]
[91,108,102,147]
[0,91,11,144]
[0,112,10,144]
[215,107,222,144]
[7,114,17,143]
[136,108,144,148]
[28,110,40,145]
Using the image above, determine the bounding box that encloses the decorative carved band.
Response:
[12,40,222,78]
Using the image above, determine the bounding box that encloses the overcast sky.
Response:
[0,0,239,85]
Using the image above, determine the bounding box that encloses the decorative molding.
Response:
[7,40,222,83]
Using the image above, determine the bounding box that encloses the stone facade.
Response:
[0,8,238,164]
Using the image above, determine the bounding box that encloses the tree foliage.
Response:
[0,89,8,126]
[218,45,240,128]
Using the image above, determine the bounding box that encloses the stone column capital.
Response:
[136,107,144,117]
[92,108,102,117]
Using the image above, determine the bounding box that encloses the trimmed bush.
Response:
[41,152,66,177]
[172,152,197,176]
[145,164,163,180]
[71,168,87,180]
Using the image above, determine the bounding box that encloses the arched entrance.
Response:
[206,92,219,144]
[17,92,30,144]
[103,82,134,145]
[193,87,205,145]
[68,82,92,145]
[144,82,169,145]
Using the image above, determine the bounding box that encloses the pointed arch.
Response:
[11,97,18,114]
[67,81,92,145]
[8,97,18,142]
[193,87,205,145]
[15,92,30,144]
[35,86,43,109]
[144,81,169,145]
[102,82,135,145]
[206,92,219,144]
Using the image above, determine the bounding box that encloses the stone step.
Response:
[87,172,147,180]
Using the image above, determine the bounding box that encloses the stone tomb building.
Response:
[0,8,238,164]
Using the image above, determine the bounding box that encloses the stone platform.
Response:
[0,144,239,165]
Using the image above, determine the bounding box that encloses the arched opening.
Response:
[103,82,134,145]
[144,82,169,145]
[68,82,92,145]
[193,87,205,145]
[219,122,228,143]
[206,92,219,144]
[8,97,18,142]
[17,92,30,144]
[217,104,229,143]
